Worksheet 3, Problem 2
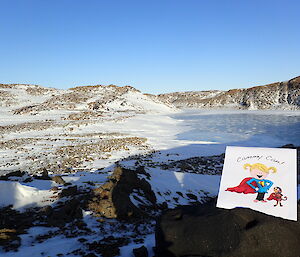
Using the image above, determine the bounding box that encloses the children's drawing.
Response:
[226,163,276,202]
[267,187,287,207]
[216,146,297,221]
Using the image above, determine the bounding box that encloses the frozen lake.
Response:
[169,110,300,156]
[1,110,299,174]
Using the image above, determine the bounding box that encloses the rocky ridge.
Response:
[1,76,300,114]
[0,83,173,114]
[158,76,300,110]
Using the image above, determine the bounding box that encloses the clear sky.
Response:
[1,0,299,94]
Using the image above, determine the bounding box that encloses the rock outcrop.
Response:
[0,206,34,251]
[158,76,300,110]
[155,199,300,257]
[2,76,299,113]
[0,83,173,114]
[88,166,157,220]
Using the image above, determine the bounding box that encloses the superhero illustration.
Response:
[226,163,276,203]
[267,187,287,207]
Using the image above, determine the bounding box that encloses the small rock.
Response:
[50,186,59,192]
[0,228,20,251]
[23,177,33,183]
[42,168,49,177]
[52,175,66,185]
[6,170,24,177]
[39,205,53,216]
[59,185,77,197]
[133,245,148,257]
[0,170,25,181]
[186,193,198,201]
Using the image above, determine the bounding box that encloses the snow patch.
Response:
[0,181,56,209]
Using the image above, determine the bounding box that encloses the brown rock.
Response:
[0,228,20,251]
[52,175,66,185]
[59,185,77,198]
[88,166,157,220]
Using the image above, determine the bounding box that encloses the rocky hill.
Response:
[158,76,300,110]
[0,84,176,175]
[0,83,173,115]
[1,76,299,112]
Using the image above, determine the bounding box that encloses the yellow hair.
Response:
[243,163,277,173]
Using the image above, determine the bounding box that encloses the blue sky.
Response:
[1,0,299,94]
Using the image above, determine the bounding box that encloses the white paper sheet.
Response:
[217,146,297,221]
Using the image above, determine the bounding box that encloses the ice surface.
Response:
[170,109,300,156]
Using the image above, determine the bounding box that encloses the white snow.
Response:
[2,234,80,257]
[146,168,220,207]
[0,181,56,209]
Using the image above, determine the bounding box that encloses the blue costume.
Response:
[246,178,273,201]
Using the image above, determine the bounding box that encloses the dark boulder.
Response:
[46,198,83,227]
[0,206,34,251]
[133,245,148,257]
[87,236,129,257]
[0,170,25,180]
[155,199,300,257]
[59,185,78,198]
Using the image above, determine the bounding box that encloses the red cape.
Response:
[267,193,278,201]
[226,177,257,194]
[267,193,286,201]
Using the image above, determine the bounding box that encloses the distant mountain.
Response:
[158,76,300,110]
[1,76,299,112]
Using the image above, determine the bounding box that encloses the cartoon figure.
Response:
[226,163,276,203]
[267,187,287,207]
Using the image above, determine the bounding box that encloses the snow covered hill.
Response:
[0,83,177,175]
[1,75,299,117]
[158,76,300,110]
[0,83,174,115]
